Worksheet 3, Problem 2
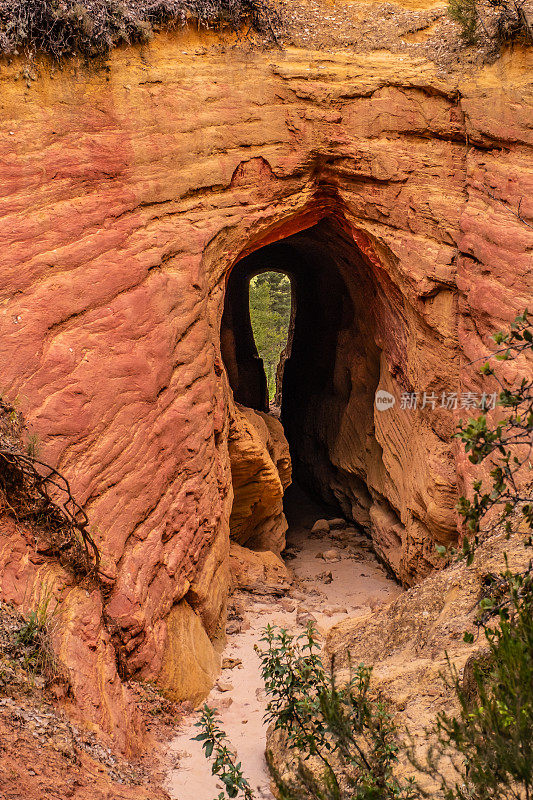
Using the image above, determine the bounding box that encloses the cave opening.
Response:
[221,214,400,542]
[248,270,293,408]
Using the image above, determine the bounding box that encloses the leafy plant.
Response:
[193,705,254,800]
[455,309,533,567]
[25,432,39,459]
[257,623,417,800]
[196,623,416,800]
[16,592,54,648]
[11,590,61,682]
[421,310,533,799]
[448,0,478,41]
[447,0,532,47]
[422,586,533,800]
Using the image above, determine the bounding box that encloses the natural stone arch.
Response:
[218,205,460,586]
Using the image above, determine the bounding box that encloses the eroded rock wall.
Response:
[0,32,531,743]
[228,404,291,555]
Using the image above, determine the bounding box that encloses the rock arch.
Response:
[220,207,458,585]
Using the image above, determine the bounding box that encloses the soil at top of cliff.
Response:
[4,0,531,77]
[276,0,502,73]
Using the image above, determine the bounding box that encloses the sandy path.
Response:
[166,486,402,800]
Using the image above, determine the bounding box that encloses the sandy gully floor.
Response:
[166,485,402,800]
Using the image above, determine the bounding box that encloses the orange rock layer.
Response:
[0,33,531,748]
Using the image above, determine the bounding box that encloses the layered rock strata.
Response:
[0,31,531,744]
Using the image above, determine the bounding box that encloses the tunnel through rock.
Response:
[221,215,458,586]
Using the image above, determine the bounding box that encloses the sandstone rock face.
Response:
[228,404,291,554]
[158,598,222,704]
[229,542,291,594]
[0,30,531,744]
[0,514,144,754]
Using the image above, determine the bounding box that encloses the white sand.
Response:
[166,486,402,800]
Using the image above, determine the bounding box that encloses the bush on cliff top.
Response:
[447,0,532,47]
[0,0,280,60]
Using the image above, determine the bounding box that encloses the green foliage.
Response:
[257,623,417,800]
[424,589,533,800]
[448,0,478,41]
[447,0,532,47]
[455,309,533,565]
[26,433,39,459]
[422,309,533,799]
[15,592,55,649]
[196,623,416,800]
[10,591,61,680]
[193,705,254,800]
[249,271,291,402]
[16,610,44,648]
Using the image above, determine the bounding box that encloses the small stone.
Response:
[216,680,234,692]
[279,598,296,612]
[213,696,233,710]
[222,657,243,669]
[323,548,341,562]
[226,620,242,635]
[328,518,346,529]
[296,608,317,627]
[344,526,362,537]
[317,571,333,584]
[290,590,308,601]
[283,547,298,560]
[311,519,330,533]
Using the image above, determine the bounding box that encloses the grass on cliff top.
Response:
[0,0,281,60]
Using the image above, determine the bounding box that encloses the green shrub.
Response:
[422,309,533,799]
[194,704,254,800]
[421,583,533,800]
[257,624,418,800]
[447,0,532,47]
[197,623,417,800]
[448,0,478,41]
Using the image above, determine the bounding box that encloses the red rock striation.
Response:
[0,32,531,746]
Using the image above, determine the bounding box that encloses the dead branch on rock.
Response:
[0,399,100,581]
